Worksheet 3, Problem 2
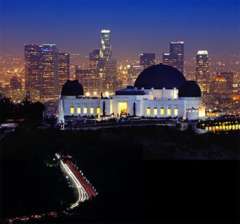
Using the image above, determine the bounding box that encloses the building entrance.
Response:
[118,102,128,116]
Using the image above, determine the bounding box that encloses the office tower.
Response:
[139,53,156,68]
[69,53,82,80]
[25,44,70,102]
[89,49,100,69]
[210,72,233,98]
[162,53,172,65]
[75,66,101,95]
[105,59,118,92]
[196,50,210,94]
[220,72,234,95]
[162,41,184,73]
[58,52,70,90]
[169,41,184,73]
[39,44,59,102]
[99,29,112,62]
[210,75,227,96]
[25,44,41,98]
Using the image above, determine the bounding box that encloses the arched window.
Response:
[153,107,158,116]
[90,108,94,114]
[160,107,165,116]
[83,107,88,114]
[77,107,81,114]
[146,107,151,116]
[174,108,179,117]
[167,108,172,117]
[70,106,75,115]
[97,107,101,115]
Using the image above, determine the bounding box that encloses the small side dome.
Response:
[61,80,84,96]
[178,81,201,98]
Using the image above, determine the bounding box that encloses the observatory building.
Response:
[58,64,204,123]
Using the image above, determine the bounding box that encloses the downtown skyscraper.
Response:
[25,44,70,102]
[140,53,156,68]
[196,50,210,94]
[25,44,41,100]
[39,44,59,102]
[163,41,184,73]
[58,52,70,90]
[98,29,118,93]
[99,29,112,63]
[89,49,100,69]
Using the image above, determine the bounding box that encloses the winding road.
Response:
[56,153,98,210]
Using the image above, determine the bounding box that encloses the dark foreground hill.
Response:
[0,126,239,223]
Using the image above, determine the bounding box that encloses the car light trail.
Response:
[60,160,88,209]
[6,154,98,224]
[57,153,98,210]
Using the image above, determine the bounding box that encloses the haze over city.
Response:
[0,0,239,59]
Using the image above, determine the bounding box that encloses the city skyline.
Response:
[0,0,239,60]
[0,1,240,223]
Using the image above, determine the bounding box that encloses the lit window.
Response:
[154,108,158,116]
[90,108,94,114]
[160,108,165,116]
[146,107,151,116]
[118,102,128,115]
[77,107,81,114]
[97,107,101,115]
[83,107,88,114]
[173,89,178,99]
[174,108,178,116]
[70,106,75,115]
[167,108,172,116]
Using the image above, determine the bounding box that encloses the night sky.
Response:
[0,0,239,59]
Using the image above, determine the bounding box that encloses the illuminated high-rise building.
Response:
[25,44,71,102]
[196,50,209,94]
[162,41,184,73]
[170,41,184,73]
[58,52,70,90]
[140,53,156,68]
[75,66,102,95]
[25,44,41,98]
[89,49,100,69]
[99,29,112,62]
[105,58,118,93]
[39,44,59,102]
[162,53,171,65]
[220,72,234,95]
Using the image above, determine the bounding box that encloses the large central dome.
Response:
[134,64,186,89]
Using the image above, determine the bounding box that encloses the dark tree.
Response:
[0,97,45,124]
[20,99,45,121]
[0,97,15,123]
